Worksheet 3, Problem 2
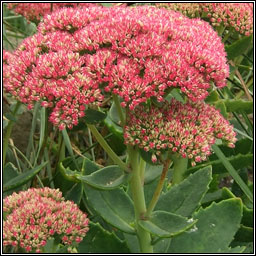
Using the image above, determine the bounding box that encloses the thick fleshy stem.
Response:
[127,146,153,253]
[171,154,188,185]
[3,102,21,167]
[145,158,172,218]
[87,124,130,172]
[139,157,146,185]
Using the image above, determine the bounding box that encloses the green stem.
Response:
[127,146,153,253]
[3,102,21,167]
[112,94,125,127]
[3,15,23,20]
[145,158,172,218]
[59,132,65,162]
[88,127,95,161]
[172,154,188,185]
[44,148,54,188]
[139,157,146,184]
[87,124,130,172]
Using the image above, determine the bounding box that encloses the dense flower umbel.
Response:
[4,6,229,128]
[124,99,237,166]
[7,3,99,23]
[3,188,89,253]
[156,3,253,36]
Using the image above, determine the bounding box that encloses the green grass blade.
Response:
[34,107,46,165]
[233,128,253,141]
[62,129,80,171]
[212,144,253,202]
[26,102,40,163]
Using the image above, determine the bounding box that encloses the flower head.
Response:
[4,6,229,128]
[3,188,89,253]
[7,3,99,23]
[124,99,237,165]
[156,3,253,36]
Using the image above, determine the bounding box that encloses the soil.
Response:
[3,102,32,154]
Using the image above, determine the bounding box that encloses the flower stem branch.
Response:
[172,154,188,185]
[230,60,253,101]
[3,102,21,167]
[87,124,130,172]
[127,146,153,253]
[145,158,172,218]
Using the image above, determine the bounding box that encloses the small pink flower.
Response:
[156,3,253,36]
[3,188,89,252]
[124,99,237,165]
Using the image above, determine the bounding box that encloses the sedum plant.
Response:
[3,4,252,254]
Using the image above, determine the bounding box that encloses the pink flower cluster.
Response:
[3,188,89,253]
[156,3,253,36]
[7,3,99,23]
[124,99,237,166]
[4,6,229,129]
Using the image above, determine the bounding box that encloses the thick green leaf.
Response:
[168,199,243,253]
[225,35,253,60]
[222,187,253,227]
[205,90,219,103]
[139,211,197,238]
[3,162,47,192]
[155,166,212,217]
[109,100,124,125]
[104,116,123,139]
[104,112,125,155]
[234,225,253,243]
[153,238,171,253]
[3,163,20,197]
[169,88,185,103]
[224,246,247,253]
[78,222,130,253]
[58,161,81,183]
[144,164,163,184]
[82,156,101,175]
[201,189,223,205]
[220,99,253,114]
[187,153,253,174]
[123,233,140,253]
[234,138,253,155]
[77,165,130,190]
[231,242,253,253]
[83,185,135,234]
[84,109,106,125]
[3,162,19,185]
[64,183,83,205]
[214,101,228,118]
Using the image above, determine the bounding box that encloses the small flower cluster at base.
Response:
[124,99,237,166]
[7,3,99,23]
[3,188,89,253]
[156,3,253,36]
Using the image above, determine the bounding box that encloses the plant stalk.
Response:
[127,146,153,253]
[145,158,172,218]
[87,124,130,172]
[172,154,188,185]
